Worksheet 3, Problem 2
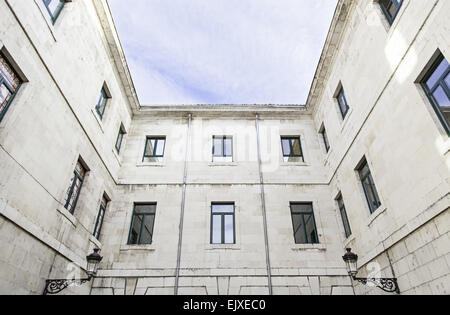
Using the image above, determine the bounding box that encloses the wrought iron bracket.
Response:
[43,276,92,295]
[353,276,400,294]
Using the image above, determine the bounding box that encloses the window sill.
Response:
[136,162,165,167]
[205,244,241,251]
[120,245,156,252]
[56,206,77,227]
[91,109,105,134]
[340,108,354,132]
[323,148,333,166]
[342,234,356,249]
[291,244,326,251]
[366,206,387,227]
[208,162,238,167]
[89,235,102,249]
[280,162,309,167]
[112,149,122,166]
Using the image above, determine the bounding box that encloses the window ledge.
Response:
[280,162,309,167]
[208,162,238,167]
[56,206,77,227]
[91,109,105,134]
[112,149,122,166]
[323,148,333,166]
[120,245,156,252]
[291,244,326,251]
[340,108,354,132]
[343,234,356,249]
[89,235,102,249]
[205,244,241,251]
[136,162,165,167]
[366,206,388,227]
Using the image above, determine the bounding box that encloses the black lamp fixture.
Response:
[342,248,400,294]
[43,249,103,295]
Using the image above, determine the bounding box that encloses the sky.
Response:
[108,0,338,105]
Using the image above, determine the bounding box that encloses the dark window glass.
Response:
[320,126,330,153]
[0,53,21,122]
[128,204,156,245]
[421,54,450,135]
[358,159,382,214]
[281,137,304,162]
[42,0,65,23]
[337,88,350,119]
[379,0,403,25]
[93,195,108,240]
[115,127,126,153]
[95,88,108,120]
[290,203,319,244]
[143,137,166,162]
[212,136,233,162]
[64,160,87,214]
[337,194,352,238]
[211,203,235,244]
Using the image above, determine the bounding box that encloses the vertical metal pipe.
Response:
[255,114,273,295]
[174,113,192,295]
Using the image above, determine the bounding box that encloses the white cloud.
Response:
[108,0,337,105]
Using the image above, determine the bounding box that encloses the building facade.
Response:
[0,0,449,295]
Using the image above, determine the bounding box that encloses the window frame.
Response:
[336,193,352,239]
[289,202,319,245]
[142,136,166,161]
[212,136,233,162]
[379,0,403,25]
[64,160,87,215]
[210,203,236,245]
[95,87,109,120]
[115,126,126,154]
[357,159,382,214]
[0,52,22,123]
[336,87,350,120]
[281,136,304,162]
[93,194,109,240]
[127,203,157,245]
[420,53,450,136]
[42,0,66,24]
[320,126,330,153]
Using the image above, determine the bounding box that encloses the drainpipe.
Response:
[174,113,192,295]
[255,114,273,295]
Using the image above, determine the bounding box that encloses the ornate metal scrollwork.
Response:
[43,277,91,295]
[354,277,400,294]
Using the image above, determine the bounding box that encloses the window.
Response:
[290,203,319,244]
[64,160,87,214]
[0,52,21,122]
[320,126,330,153]
[128,204,156,245]
[421,53,450,135]
[115,126,126,154]
[95,87,109,120]
[212,136,233,162]
[211,203,235,244]
[143,137,166,162]
[93,194,108,240]
[337,87,350,119]
[357,159,382,214]
[42,0,66,23]
[281,137,304,162]
[337,194,352,238]
[379,0,403,25]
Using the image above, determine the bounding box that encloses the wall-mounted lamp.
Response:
[342,248,400,294]
[43,249,103,295]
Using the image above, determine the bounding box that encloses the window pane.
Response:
[292,214,306,244]
[145,139,155,156]
[291,139,301,156]
[213,137,223,156]
[212,204,234,213]
[134,204,156,215]
[0,84,12,114]
[139,215,154,244]
[304,214,318,243]
[224,138,232,156]
[363,177,380,212]
[445,73,450,87]
[155,139,165,156]
[129,215,143,245]
[224,215,234,244]
[432,85,450,108]
[75,161,86,178]
[291,203,312,214]
[426,58,449,90]
[0,55,20,89]
[211,215,222,244]
[281,139,291,156]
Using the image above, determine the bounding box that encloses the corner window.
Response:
[64,159,87,214]
[336,87,350,119]
[357,159,382,214]
[93,194,109,240]
[42,0,66,23]
[128,204,156,245]
[290,203,319,244]
[211,203,235,244]
[95,87,109,120]
[115,126,126,154]
[336,193,352,238]
[212,136,233,162]
[281,137,304,162]
[379,0,403,25]
[319,125,330,153]
[420,53,450,135]
[143,137,166,162]
[0,52,21,122]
